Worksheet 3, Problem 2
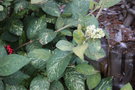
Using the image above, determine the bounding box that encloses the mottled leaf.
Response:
[26,16,47,39]
[3,71,30,85]
[14,0,29,13]
[56,40,74,51]
[64,67,85,90]
[9,20,23,36]
[38,29,57,45]
[50,81,64,90]
[28,49,52,69]
[5,84,27,90]
[0,54,31,76]
[41,0,60,17]
[30,75,50,90]
[69,0,90,19]
[95,77,112,90]
[47,50,72,81]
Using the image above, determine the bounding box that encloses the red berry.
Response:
[4,45,14,54]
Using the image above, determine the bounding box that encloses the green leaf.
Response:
[85,39,106,60]
[0,54,31,76]
[100,0,121,8]
[56,17,64,29]
[120,83,133,90]
[0,11,7,21]
[19,31,26,46]
[95,77,112,90]
[79,15,99,27]
[28,4,40,11]
[3,71,30,85]
[73,43,88,60]
[73,57,88,65]
[64,67,85,90]
[0,5,4,11]
[45,16,56,24]
[73,30,85,44]
[46,50,72,81]
[50,81,64,90]
[5,84,27,90]
[88,39,101,51]
[9,19,23,36]
[26,16,47,39]
[28,49,52,69]
[1,32,18,42]
[2,1,11,7]
[85,48,106,60]
[60,29,72,36]
[86,73,101,89]
[30,75,50,90]
[61,4,72,18]
[0,80,4,90]
[0,42,7,58]
[75,63,98,75]
[26,41,42,52]
[21,64,37,76]
[89,0,98,9]
[69,0,90,19]
[41,0,60,17]
[63,18,78,27]
[56,40,74,51]
[14,0,29,13]
[38,29,57,45]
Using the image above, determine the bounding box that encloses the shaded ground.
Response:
[97,4,135,89]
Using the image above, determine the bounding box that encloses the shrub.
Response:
[0,0,132,90]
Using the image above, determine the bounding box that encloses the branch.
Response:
[15,40,34,50]
[55,24,71,32]
[96,6,103,19]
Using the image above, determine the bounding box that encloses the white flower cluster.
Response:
[85,25,105,39]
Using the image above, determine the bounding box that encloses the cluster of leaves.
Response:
[0,0,132,90]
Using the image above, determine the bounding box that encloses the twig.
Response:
[96,6,103,19]
[15,40,34,50]
[31,0,48,5]
[55,24,71,32]
[87,7,100,16]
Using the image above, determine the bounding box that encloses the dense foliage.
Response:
[0,0,132,90]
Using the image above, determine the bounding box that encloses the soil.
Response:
[97,4,135,89]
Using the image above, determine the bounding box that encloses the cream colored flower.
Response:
[85,25,105,39]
